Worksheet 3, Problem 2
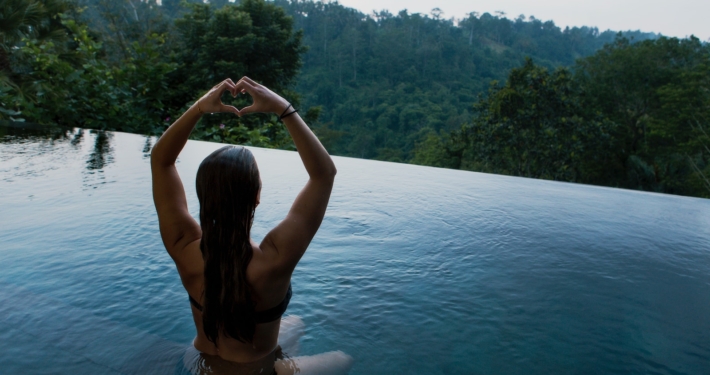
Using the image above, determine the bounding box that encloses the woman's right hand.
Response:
[195,79,239,115]
[234,77,291,117]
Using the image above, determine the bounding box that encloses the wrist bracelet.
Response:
[280,108,299,120]
[279,103,293,119]
[196,101,205,114]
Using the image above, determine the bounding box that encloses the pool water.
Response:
[1,123,710,374]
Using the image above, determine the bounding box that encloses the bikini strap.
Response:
[188,294,203,311]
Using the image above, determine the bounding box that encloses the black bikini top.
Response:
[188,284,292,324]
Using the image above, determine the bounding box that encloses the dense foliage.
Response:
[0,0,306,147]
[272,0,656,161]
[1,0,171,130]
[2,0,708,197]
[415,38,710,197]
[575,37,710,194]
[412,58,617,182]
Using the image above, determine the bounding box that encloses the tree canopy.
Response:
[272,0,656,161]
[415,37,710,197]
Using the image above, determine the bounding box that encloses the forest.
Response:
[1,0,709,197]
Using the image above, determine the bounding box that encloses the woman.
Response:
[151,77,352,374]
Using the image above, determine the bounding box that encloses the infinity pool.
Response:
[1,123,709,374]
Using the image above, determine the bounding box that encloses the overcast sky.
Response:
[335,0,710,40]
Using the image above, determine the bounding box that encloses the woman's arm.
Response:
[151,79,239,260]
[235,77,337,274]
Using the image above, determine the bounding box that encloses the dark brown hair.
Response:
[195,145,261,344]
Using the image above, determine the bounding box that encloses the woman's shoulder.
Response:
[249,240,291,285]
[254,237,291,273]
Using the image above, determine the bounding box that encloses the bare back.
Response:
[181,238,295,362]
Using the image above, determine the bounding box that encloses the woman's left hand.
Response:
[195,79,240,115]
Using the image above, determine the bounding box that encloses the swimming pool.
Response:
[1,123,709,374]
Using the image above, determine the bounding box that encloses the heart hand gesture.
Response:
[233,76,291,117]
[194,77,291,117]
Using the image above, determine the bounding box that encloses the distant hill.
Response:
[272,0,658,161]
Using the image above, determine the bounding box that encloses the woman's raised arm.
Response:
[151,79,239,259]
[235,77,336,274]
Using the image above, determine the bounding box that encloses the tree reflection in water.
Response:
[83,130,114,190]
[86,130,113,171]
[0,124,115,171]
[71,128,84,147]
[0,122,73,143]
[142,136,153,159]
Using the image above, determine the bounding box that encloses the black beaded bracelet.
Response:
[279,102,298,121]
[279,103,293,119]
[280,108,299,120]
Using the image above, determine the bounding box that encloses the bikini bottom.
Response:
[182,345,287,375]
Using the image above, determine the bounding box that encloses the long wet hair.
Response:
[195,146,261,344]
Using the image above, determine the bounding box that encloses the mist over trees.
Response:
[2,0,708,197]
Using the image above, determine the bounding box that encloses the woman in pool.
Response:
[151,77,353,374]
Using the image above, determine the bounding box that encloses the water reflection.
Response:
[0,121,73,143]
[82,130,114,190]
[71,128,84,147]
[0,123,119,190]
[143,136,153,159]
[86,130,113,171]
[0,123,79,183]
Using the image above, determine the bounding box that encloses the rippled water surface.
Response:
[1,124,710,374]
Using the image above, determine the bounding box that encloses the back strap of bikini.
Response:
[188,283,291,320]
[188,294,203,311]
[253,284,292,324]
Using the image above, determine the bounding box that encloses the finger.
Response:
[221,104,239,114]
[219,81,237,96]
[225,78,238,96]
[241,76,259,86]
[211,81,226,95]
[237,77,256,87]
[235,79,255,95]
[238,104,256,117]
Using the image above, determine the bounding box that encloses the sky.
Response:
[334,0,710,40]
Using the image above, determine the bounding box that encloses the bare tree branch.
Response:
[126,0,139,22]
[688,114,710,194]
[686,153,710,193]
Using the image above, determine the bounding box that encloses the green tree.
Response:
[166,0,306,147]
[653,61,710,196]
[575,36,710,195]
[73,0,173,62]
[2,0,308,149]
[272,0,656,161]
[440,58,615,182]
[2,14,175,132]
[411,129,463,169]
[170,0,303,99]
[0,0,74,85]
[415,37,710,198]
